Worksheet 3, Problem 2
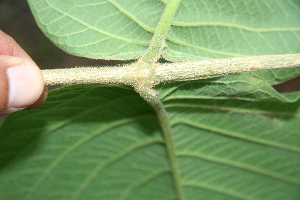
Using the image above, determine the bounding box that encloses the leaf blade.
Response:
[0,85,176,200]
[1,85,299,199]
[164,0,300,61]
[163,94,300,199]
[28,0,163,59]
[28,0,300,60]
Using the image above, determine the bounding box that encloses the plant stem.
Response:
[134,1,184,198]
[140,0,182,63]
[42,53,300,86]
[42,65,134,86]
[153,53,300,83]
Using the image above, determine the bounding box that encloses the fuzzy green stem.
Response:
[140,0,182,63]
[42,65,134,86]
[42,53,300,86]
[153,53,300,84]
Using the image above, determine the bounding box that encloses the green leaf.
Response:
[165,0,300,60]
[0,85,175,199]
[250,68,300,85]
[157,74,300,102]
[27,0,162,60]
[161,89,300,200]
[0,85,299,199]
[28,0,300,60]
[2,0,299,199]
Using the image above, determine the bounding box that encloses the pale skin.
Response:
[0,30,47,115]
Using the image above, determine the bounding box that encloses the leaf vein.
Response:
[109,0,155,34]
[171,22,300,33]
[25,114,156,200]
[120,169,170,200]
[73,139,164,199]
[177,152,300,186]
[171,119,300,153]
[44,0,149,46]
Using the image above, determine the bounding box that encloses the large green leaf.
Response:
[28,0,300,60]
[0,85,299,199]
[157,74,300,102]
[161,89,300,200]
[1,0,299,199]
[0,85,172,199]
[166,0,300,60]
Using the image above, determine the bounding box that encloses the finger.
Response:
[0,55,45,115]
[26,85,48,110]
[0,30,32,60]
[0,30,47,115]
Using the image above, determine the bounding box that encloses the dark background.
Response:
[0,0,299,123]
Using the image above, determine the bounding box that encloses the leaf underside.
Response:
[0,84,299,200]
[0,0,299,199]
[28,0,300,60]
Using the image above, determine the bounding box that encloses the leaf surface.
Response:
[0,85,299,199]
[28,0,300,60]
[251,68,300,85]
[1,0,300,199]
[161,87,300,199]
[157,74,300,102]
[0,85,175,200]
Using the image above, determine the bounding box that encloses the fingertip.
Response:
[0,55,45,115]
[7,63,44,109]
[26,85,48,110]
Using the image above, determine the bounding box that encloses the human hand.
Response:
[0,30,47,115]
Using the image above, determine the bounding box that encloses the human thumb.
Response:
[0,55,45,115]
